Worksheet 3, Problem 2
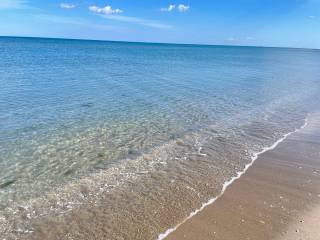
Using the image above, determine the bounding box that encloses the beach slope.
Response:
[165,115,320,240]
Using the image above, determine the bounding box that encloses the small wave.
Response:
[157,116,308,240]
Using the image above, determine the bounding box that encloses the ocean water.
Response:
[0,37,320,239]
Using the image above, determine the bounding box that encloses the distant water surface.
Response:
[0,37,320,239]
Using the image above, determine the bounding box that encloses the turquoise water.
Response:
[0,37,320,239]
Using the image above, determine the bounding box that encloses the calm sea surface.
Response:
[0,37,320,239]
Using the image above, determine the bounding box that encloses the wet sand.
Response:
[165,116,320,240]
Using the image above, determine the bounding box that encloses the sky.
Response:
[0,0,319,48]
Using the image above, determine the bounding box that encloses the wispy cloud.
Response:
[161,5,176,12]
[89,5,172,29]
[32,13,85,25]
[60,3,76,9]
[227,37,237,42]
[101,14,173,29]
[161,4,190,13]
[31,13,122,31]
[178,4,190,12]
[0,0,28,9]
[308,15,316,19]
[227,36,255,43]
[89,5,123,15]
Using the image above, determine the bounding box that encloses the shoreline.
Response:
[164,113,320,239]
[158,117,309,240]
[2,115,311,240]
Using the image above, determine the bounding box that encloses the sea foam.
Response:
[157,117,308,240]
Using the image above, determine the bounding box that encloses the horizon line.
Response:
[1,35,319,51]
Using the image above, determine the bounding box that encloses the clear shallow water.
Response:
[0,37,320,239]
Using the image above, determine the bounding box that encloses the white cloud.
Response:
[89,5,123,15]
[161,4,190,13]
[90,5,172,29]
[0,0,27,9]
[308,15,316,18]
[161,5,176,12]
[178,4,190,12]
[60,3,76,9]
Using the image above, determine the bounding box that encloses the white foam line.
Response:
[157,118,308,240]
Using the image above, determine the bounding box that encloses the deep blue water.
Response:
[0,37,320,238]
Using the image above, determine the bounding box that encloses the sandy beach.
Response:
[165,115,320,240]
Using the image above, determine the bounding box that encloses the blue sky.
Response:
[0,0,319,48]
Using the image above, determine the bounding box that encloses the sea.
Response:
[0,37,320,239]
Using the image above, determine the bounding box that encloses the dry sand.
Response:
[165,117,320,240]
